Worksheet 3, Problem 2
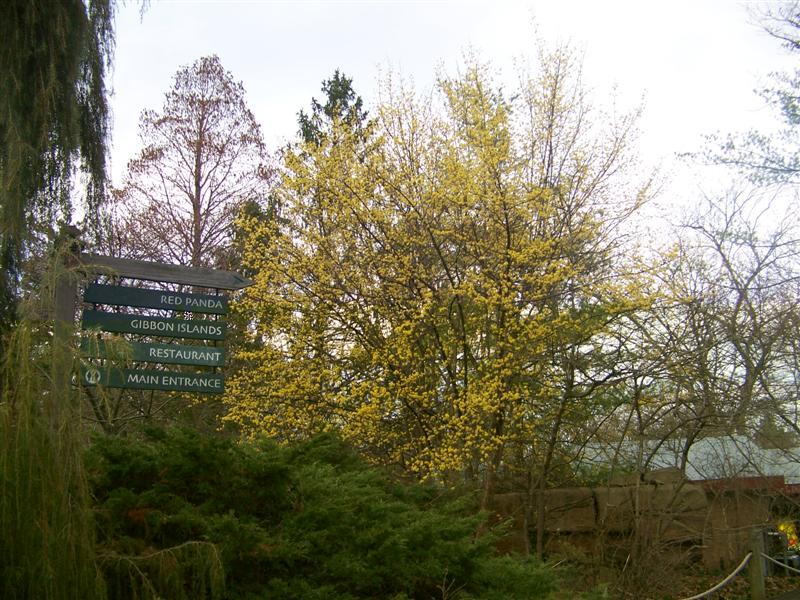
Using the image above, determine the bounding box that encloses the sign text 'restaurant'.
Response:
[81,339,225,367]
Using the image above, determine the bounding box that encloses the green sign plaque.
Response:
[81,339,225,367]
[81,366,224,394]
[82,310,225,341]
[84,283,228,314]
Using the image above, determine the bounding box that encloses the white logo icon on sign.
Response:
[84,368,101,385]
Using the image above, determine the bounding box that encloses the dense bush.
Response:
[87,428,556,599]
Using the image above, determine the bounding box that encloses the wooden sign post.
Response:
[80,254,252,289]
[79,253,252,394]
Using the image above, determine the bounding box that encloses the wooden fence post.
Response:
[51,226,80,427]
[750,526,766,600]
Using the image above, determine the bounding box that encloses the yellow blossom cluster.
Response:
[224,51,650,489]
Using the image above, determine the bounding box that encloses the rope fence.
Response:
[676,549,800,600]
[677,552,753,600]
[761,552,800,576]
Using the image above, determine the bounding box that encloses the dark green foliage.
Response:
[464,556,558,600]
[88,429,556,599]
[0,0,115,332]
[88,428,290,596]
[298,70,369,146]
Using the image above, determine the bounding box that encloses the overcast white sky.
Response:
[108,0,797,207]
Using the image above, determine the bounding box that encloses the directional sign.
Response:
[85,283,228,315]
[80,253,253,290]
[82,310,225,341]
[81,339,225,367]
[81,366,224,394]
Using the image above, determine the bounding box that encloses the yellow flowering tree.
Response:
[226,49,650,508]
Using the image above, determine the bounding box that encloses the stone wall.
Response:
[492,470,778,568]
[703,492,771,569]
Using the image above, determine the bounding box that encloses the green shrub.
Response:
[87,428,556,599]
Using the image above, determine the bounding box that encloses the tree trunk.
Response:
[534,396,568,559]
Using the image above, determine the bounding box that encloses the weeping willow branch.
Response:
[98,542,225,600]
[0,0,116,331]
[0,244,104,599]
